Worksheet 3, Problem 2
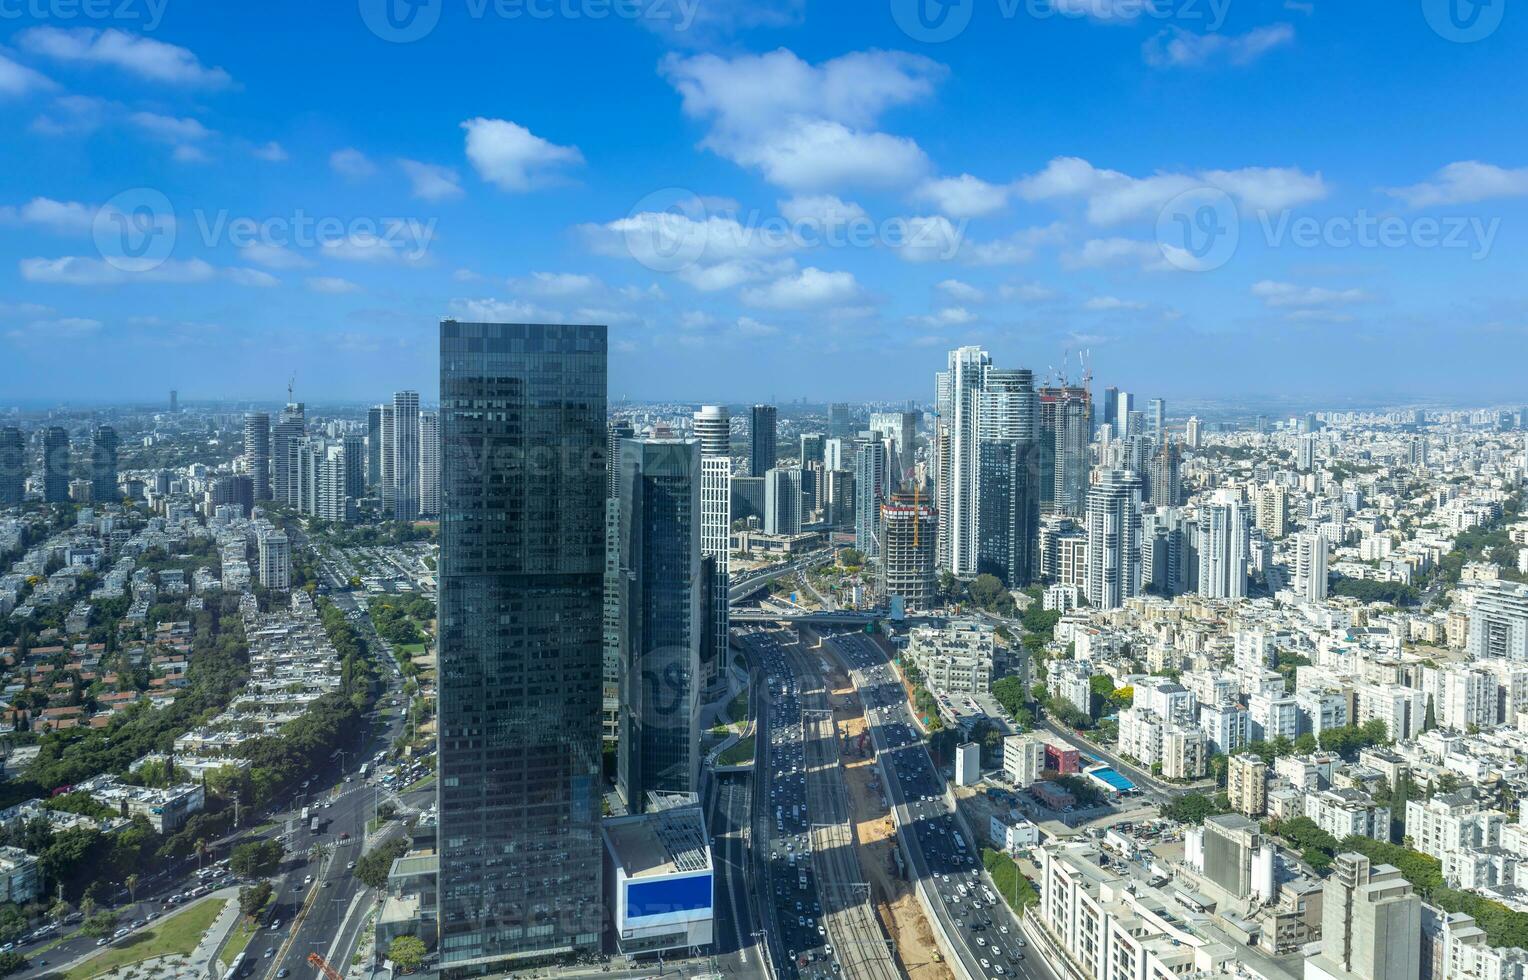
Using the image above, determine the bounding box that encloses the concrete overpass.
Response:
[730,608,885,626]
[726,549,834,604]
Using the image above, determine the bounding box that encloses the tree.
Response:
[1164,793,1224,825]
[1423,696,1437,733]
[125,873,138,903]
[387,935,427,973]
[230,840,284,878]
[1294,733,1319,755]
[80,910,118,938]
[239,881,273,921]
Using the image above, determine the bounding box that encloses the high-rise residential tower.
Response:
[419,410,441,517]
[379,403,395,510]
[391,390,421,521]
[1085,468,1143,610]
[1198,499,1250,601]
[828,402,855,441]
[436,320,606,973]
[941,345,992,576]
[90,426,118,503]
[692,407,731,692]
[749,404,777,478]
[692,405,731,459]
[855,440,887,556]
[366,406,383,488]
[606,420,634,500]
[615,438,704,811]
[0,428,23,505]
[1294,530,1329,603]
[272,402,306,507]
[42,427,70,503]
[244,413,271,500]
[976,368,1040,588]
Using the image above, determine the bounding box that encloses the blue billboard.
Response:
[625,874,713,920]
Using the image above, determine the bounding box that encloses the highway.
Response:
[728,552,834,604]
[702,768,768,979]
[825,631,1058,980]
[783,642,898,980]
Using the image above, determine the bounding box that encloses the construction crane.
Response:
[307,952,343,980]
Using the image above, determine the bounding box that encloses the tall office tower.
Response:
[1312,853,1421,980]
[42,427,70,503]
[1466,581,1528,661]
[976,369,1040,588]
[90,426,118,503]
[291,439,322,515]
[1185,416,1202,449]
[317,448,351,522]
[749,404,777,477]
[437,320,606,972]
[1116,392,1136,438]
[1148,440,1182,508]
[272,402,306,506]
[615,438,703,811]
[823,437,846,472]
[390,390,421,521]
[1300,412,1318,435]
[1255,482,1289,539]
[699,453,731,691]
[1298,433,1318,471]
[1198,501,1250,600]
[799,432,826,469]
[692,405,731,459]
[256,527,291,590]
[764,466,803,536]
[169,390,178,413]
[207,475,255,517]
[419,412,442,517]
[870,411,918,485]
[244,409,271,501]
[1126,410,1146,446]
[607,420,634,499]
[601,498,622,744]
[1409,435,1428,469]
[944,345,992,576]
[828,402,855,441]
[1124,435,1153,496]
[1052,394,1091,518]
[880,491,937,610]
[1101,385,1120,433]
[379,403,395,510]
[0,427,23,505]
[854,441,887,556]
[342,434,367,500]
[1294,530,1329,603]
[1148,398,1165,442]
[366,406,383,488]
[1084,468,1143,610]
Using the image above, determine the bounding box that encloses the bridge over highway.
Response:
[727,550,834,603]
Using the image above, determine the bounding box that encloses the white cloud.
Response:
[320,226,431,265]
[1383,161,1528,207]
[24,316,103,337]
[330,148,376,179]
[580,204,797,284]
[510,272,601,297]
[225,267,279,287]
[641,0,803,44]
[1251,280,1370,308]
[1062,237,1178,272]
[733,315,780,337]
[741,266,861,309]
[778,194,868,228]
[0,52,56,97]
[960,225,1063,266]
[20,256,217,285]
[912,306,977,327]
[936,279,985,304]
[1017,156,1327,224]
[999,281,1059,303]
[307,276,361,294]
[461,117,584,192]
[399,159,464,201]
[891,215,966,263]
[1083,296,1146,311]
[238,243,311,269]
[1143,24,1295,68]
[0,197,94,233]
[18,27,231,87]
[0,301,56,318]
[915,174,1010,218]
[678,258,796,292]
[29,94,107,134]
[448,297,556,322]
[129,111,213,144]
[661,48,943,190]
[252,141,287,162]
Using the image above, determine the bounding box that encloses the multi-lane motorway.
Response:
[826,630,1058,980]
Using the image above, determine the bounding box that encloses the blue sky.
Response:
[1,0,1525,405]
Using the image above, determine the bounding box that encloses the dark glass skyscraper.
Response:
[437,320,606,974]
[749,403,777,477]
[366,406,383,488]
[615,437,702,812]
[42,427,70,503]
[91,426,119,502]
[0,428,23,505]
[244,412,271,501]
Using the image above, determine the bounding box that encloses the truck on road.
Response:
[311,817,321,834]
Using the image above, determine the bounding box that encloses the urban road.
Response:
[826,630,1059,980]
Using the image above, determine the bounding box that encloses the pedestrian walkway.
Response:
[44,887,240,980]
